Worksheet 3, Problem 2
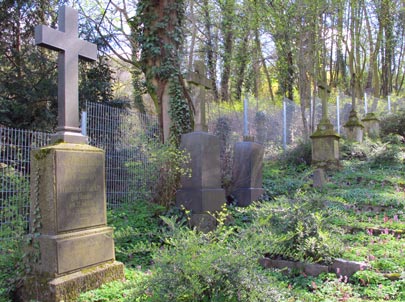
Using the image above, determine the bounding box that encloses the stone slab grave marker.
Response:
[186,60,212,132]
[176,132,226,231]
[35,5,97,144]
[362,112,380,139]
[230,139,264,206]
[19,6,124,302]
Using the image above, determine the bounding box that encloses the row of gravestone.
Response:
[17,6,265,301]
[176,131,264,232]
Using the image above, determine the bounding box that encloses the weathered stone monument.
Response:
[310,82,340,170]
[313,168,327,188]
[19,7,124,302]
[228,98,264,206]
[186,60,212,131]
[230,139,264,206]
[344,75,364,142]
[361,112,380,139]
[176,132,226,231]
[176,61,225,231]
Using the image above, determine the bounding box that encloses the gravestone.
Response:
[344,110,364,142]
[254,111,267,144]
[361,113,380,139]
[186,60,212,131]
[313,168,327,188]
[230,140,264,206]
[19,7,124,302]
[176,132,226,231]
[343,76,364,142]
[310,83,340,170]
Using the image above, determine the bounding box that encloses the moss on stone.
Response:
[344,110,364,128]
[383,273,401,281]
[362,112,380,122]
[344,119,364,128]
[19,261,124,302]
[33,148,52,161]
[33,143,103,162]
[310,128,340,138]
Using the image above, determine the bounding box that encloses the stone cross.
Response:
[318,81,331,122]
[35,6,97,144]
[187,60,212,131]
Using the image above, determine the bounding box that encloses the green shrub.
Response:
[380,111,405,137]
[0,206,26,302]
[256,196,343,264]
[340,137,404,166]
[126,137,191,207]
[125,211,290,302]
[281,140,312,167]
[0,167,30,301]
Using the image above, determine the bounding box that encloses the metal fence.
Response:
[0,103,161,238]
[207,94,405,151]
[0,128,51,237]
[86,102,161,207]
[1,96,404,238]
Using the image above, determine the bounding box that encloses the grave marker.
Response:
[186,60,212,132]
[35,6,97,144]
[310,82,340,170]
[176,132,226,231]
[19,7,124,302]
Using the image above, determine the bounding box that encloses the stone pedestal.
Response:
[313,168,327,188]
[176,132,226,231]
[344,110,364,142]
[20,143,124,302]
[230,141,264,206]
[361,113,380,139]
[310,119,340,170]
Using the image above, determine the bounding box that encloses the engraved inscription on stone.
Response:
[56,151,106,232]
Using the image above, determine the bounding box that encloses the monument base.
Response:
[176,188,226,213]
[361,113,380,139]
[344,126,364,142]
[310,121,340,170]
[232,188,264,207]
[18,261,124,302]
[344,110,364,142]
[189,213,218,232]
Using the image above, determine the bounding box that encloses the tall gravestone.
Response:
[176,62,225,231]
[19,7,124,302]
[230,139,264,206]
[361,113,380,139]
[344,75,364,142]
[310,83,340,170]
[176,132,226,231]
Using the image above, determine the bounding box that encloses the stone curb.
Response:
[259,257,370,278]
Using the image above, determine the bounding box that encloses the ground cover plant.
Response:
[1,136,405,302]
[76,136,405,301]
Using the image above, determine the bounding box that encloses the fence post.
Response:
[388,95,391,113]
[283,98,287,150]
[243,96,249,137]
[81,111,87,136]
[337,94,340,135]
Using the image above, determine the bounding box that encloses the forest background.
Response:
[1,0,404,143]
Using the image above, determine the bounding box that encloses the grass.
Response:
[2,138,405,301]
[75,138,405,301]
[76,151,405,301]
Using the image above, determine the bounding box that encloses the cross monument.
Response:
[35,6,97,143]
[187,60,212,131]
